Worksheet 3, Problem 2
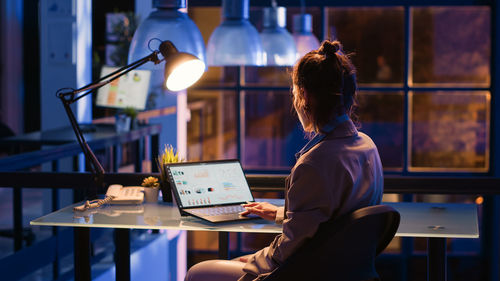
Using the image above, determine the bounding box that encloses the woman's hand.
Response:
[239,202,278,221]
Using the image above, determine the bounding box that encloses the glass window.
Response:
[412,7,491,86]
[357,91,405,170]
[244,66,291,86]
[187,90,237,161]
[187,5,492,175]
[409,91,490,171]
[194,66,239,87]
[242,90,305,170]
[326,7,405,86]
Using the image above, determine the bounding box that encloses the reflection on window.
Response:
[326,7,404,86]
[412,7,491,86]
[187,6,492,175]
[187,90,237,161]
[244,67,291,86]
[410,91,490,171]
[243,91,304,170]
[357,91,404,170]
[194,66,239,87]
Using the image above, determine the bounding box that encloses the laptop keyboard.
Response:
[190,205,245,216]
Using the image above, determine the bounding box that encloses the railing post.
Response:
[135,138,144,173]
[13,187,22,251]
[52,159,60,279]
[151,133,159,172]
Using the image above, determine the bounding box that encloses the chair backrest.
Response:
[262,205,400,281]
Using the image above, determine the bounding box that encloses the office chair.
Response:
[262,205,400,281]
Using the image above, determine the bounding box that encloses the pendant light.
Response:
[292,13,320,58]
[260,6,297,66]
[207,0,264,66]
[128,0,206,68]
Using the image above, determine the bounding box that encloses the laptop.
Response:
[166,159,258,223]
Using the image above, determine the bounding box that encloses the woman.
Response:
[185,40,384,281]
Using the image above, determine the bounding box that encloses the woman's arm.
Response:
[242,163,335,276]
[240,202,282,222]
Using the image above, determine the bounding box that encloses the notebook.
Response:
[166,159,258,223]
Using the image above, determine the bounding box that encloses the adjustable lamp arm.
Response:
[56,51,162,199]
[55,40,204,199]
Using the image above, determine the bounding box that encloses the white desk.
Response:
[387,202,478,281]
[31,200,478,281]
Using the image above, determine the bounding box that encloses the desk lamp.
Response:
[57,40,205,199]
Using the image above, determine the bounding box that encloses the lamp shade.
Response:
[165,58,205,91]
[128,1,206,69]
[159,41,205,91]
[292,14,320,58]
[165,53,205,92]
[206,0,263,66]
[260,7,297,66]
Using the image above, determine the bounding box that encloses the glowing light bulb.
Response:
[166,59,205,91]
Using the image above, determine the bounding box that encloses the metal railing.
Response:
[0,124,161,280]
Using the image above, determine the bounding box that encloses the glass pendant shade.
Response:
[292,14,320,58]
[207,0,263,66]
[128,0,206,70]
[260,7,297,66]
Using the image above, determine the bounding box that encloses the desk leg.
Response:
[114,229,131,281]
[428,238,446,281]
[219,232,230,259]
[74,227,91,281]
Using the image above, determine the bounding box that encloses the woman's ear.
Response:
[303,89,310,104]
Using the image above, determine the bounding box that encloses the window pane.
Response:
[326,7,405,86]
[410,91,490,171]
[195,66,239,87]
[243,91,305,170]
[357,91,404,170]
[244,67,291,86]
[412,7,491,86]
[187,90,237,161]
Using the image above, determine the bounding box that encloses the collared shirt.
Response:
[241,118,384,280]
[295,114,350,160]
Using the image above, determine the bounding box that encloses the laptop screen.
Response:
[167,161,254,208]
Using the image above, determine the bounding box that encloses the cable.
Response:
[73,196,115,212]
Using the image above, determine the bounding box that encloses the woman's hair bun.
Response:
[318,40,341,57]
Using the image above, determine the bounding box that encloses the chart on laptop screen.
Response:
[168,162,253,207]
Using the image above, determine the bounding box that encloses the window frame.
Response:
[188,0,497,177]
